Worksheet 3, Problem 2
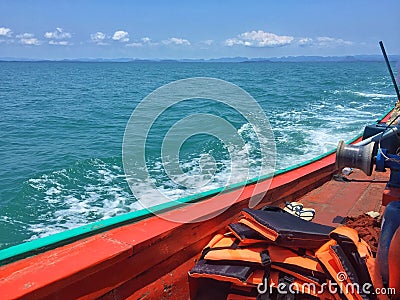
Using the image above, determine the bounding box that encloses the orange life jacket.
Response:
[239,207,334,249]
[189,207,387,300]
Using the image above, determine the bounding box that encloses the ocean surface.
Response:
[0,61,397,250]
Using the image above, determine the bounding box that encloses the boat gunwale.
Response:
[0,107,393,266]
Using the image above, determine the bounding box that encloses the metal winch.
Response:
[336,124,400,206]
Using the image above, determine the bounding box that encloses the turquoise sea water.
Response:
[0,61,396,250]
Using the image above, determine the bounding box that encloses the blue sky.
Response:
[0,0,399,59]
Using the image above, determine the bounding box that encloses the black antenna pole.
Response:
[379,41,400,102]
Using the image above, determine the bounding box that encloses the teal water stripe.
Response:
[0,108,393,266]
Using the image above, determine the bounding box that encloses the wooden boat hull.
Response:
[0,110,393,299]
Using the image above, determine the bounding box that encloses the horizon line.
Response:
[1,54,399,63]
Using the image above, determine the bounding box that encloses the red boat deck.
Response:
[298,168,388,227]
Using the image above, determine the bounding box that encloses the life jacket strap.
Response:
[260,250,271,267]
[276,273,295,300]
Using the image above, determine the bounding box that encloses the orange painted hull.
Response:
[0,112,393,299]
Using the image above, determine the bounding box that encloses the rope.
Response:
[376,112,400,164]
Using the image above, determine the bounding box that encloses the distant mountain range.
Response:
[1,55,399,63]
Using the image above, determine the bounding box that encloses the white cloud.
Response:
[44,28,72,46]
[112,30,129,42]
[44,27,72,40]
[162,37,191,46]
[16,33,40,45]
[127,36,193,47]
[298,37,314,46]
[141,37,151,43]
[296,36,353,47]
[90,32,108,45]
[49,40,73,46]
[126,42,143,47]
[316,36,353,46]
[225,30,294,47]
[126,37,158,47]
[0,27,12,37]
